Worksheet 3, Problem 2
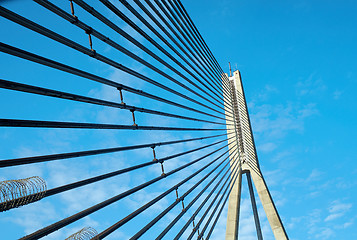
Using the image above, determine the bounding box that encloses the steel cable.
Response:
[10,136,234,208]
[203,168,241,240]
[188,168,241,240]
[0,42,230,122]
[0,79,228,126]
[101,0,228,106]
[34,0,228,116]
[19,142,231,240]
[0,118,226,131]
[110,0,235,116]
[168,0,231,92]
[129,146,238,240]
[94,144,237,239]
[174,0,232,88]
[151,0,231,98]
[160,0,227,93]
[186,160,242,239]
[143,0,231,100]
[0,6,227,118]
[173,157,239,239]
[0,1,247,239]
[0,133,232,168]
[156,147,240,239]
[73,0,227,111]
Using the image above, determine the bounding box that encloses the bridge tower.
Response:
[223,69,288,240]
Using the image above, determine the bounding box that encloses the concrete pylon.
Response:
[223,70,288,240]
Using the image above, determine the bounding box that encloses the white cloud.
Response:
[325,201,352,222]
[258,142,277,153]
[333,90,343,100]
[305,169,323,183]
[329,202,352,214]
[255,84,279,101]
[283,200,354,239]
[295,73,327,96]
[324,213,344,222]
[343,220,354,228]
[250,102,318,139]
[314,227,334,239]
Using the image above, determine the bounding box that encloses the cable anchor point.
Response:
[117,87,126,105]
[130,109,138,127]
[69,0,78,22]
[151,146,158,162]
[160,161,165,176]
[175,188,179,200]
[85,28,96,55]
[181,199,185,212]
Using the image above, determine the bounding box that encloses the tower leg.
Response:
[249,170,288,240]
[225,168,242,240]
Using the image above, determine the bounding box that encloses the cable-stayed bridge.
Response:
[0,0,288,239]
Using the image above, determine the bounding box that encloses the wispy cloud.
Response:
[255,84,279,101]
[305,169,323,183]
[295,73,327,96]
[258,142,277,153]
[314,227,334,239]
[251,102,318,138]
[325,200,352,222]
[333,90,343,100]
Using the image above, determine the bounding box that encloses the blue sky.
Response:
[0,0,356,239]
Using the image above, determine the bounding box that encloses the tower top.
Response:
[229,62,232,77]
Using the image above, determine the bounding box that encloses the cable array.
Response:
[0,0,243,239]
